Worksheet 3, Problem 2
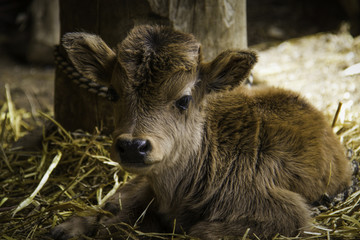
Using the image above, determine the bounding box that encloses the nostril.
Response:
[118,146,125,153]
[116,139,131,154]
[135,139,152,155]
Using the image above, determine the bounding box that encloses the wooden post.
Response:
[151,0,247,61]
[55,0,247,134]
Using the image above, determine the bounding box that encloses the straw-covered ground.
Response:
[1,29,360,239]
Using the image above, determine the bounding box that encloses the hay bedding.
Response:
[1,32,360,239]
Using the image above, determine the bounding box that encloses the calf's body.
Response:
[52,25,351,239]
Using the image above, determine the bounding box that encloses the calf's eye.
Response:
[175,95,192,110]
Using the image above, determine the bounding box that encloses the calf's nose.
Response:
[116,138,152,164]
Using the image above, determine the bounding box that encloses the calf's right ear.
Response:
[200,50,257,93]
[61,32,116,84]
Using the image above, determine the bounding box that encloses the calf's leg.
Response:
[190,188,311,239]
[51,177,159,239]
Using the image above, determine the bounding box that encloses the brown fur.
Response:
[52,25,351,239]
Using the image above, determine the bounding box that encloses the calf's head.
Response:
[62,25,257,174]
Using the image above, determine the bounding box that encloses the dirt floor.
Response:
[0,0,358,124]
[253,29,360,122]
[0,50,54,113]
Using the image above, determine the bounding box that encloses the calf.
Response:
[52,25,351,239]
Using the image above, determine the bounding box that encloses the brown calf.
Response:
[51,25,351,239]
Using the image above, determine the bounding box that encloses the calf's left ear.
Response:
[61,32,116,85]
[200,50,257,93]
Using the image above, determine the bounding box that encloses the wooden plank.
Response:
[55,0,113,133]
[98,0,170,46]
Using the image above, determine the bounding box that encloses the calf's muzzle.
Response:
[115,137,152,165]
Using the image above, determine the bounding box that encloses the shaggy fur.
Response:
[52,25,351,239]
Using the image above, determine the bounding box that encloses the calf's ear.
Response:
[200,50,257,93]
[61,32,116,84]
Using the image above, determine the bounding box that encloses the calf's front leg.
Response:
[51,177,158,239]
